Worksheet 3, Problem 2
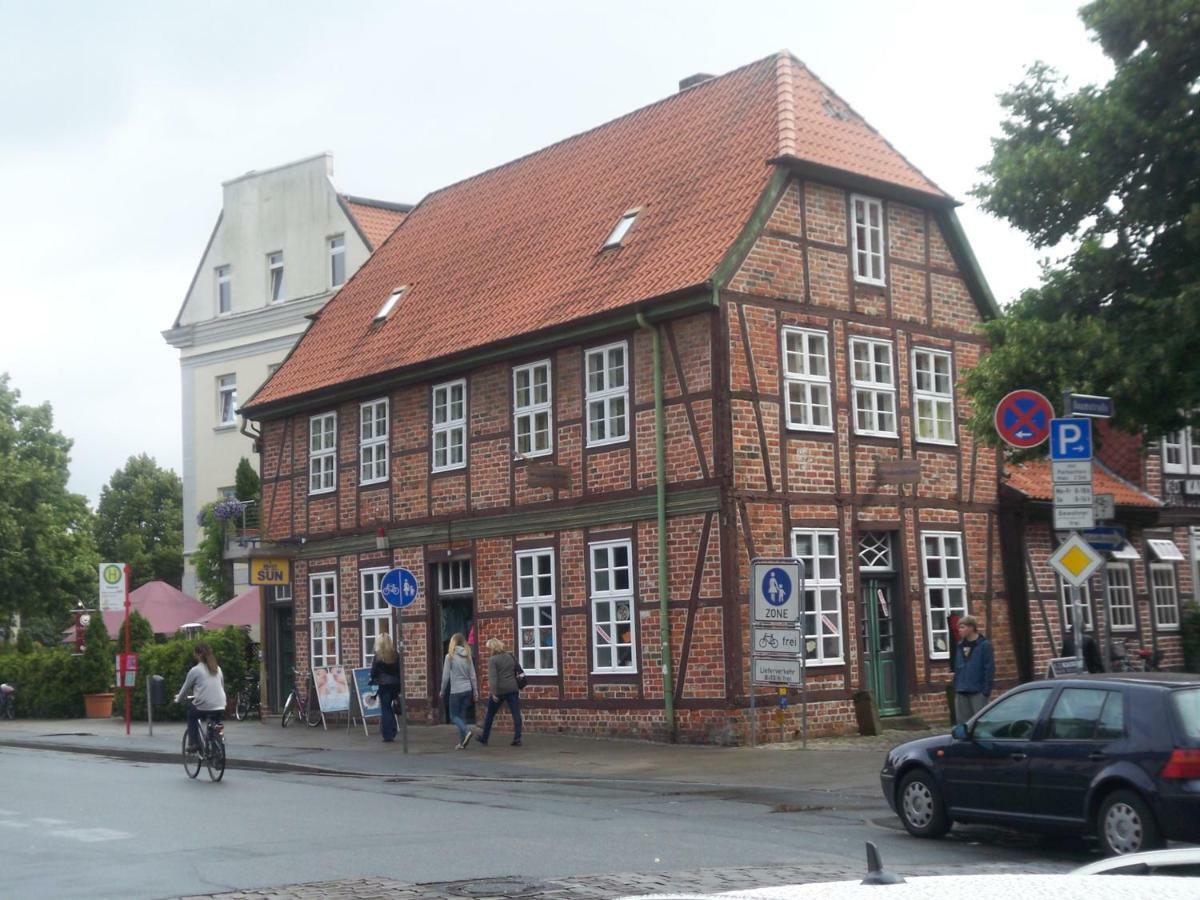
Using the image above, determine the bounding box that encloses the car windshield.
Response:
[1171,688,1200,742]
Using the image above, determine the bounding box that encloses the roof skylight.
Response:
[375,286,406,321]
[602,210,639,249]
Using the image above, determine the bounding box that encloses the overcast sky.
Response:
[0,0,1112,505]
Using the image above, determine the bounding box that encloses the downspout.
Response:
[636,311,676,738]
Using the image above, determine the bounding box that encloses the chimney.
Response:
[678,73,715,92]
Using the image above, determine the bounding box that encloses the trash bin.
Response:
[149,675,166,706]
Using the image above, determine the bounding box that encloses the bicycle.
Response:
[233,682,261,721]
[181,701,226,782]
[280,668,321,728]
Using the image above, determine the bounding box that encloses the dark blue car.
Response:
[880,673,1200,855]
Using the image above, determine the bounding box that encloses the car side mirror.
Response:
[951,723,969,740]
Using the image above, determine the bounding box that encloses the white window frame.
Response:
[309,572,339,668]
[790,529,844,666]
[359,398,389,485]
[912,348,956,445]
[513,361,553,458]
[437,560,472,595]
[268,251,285,303]
[1058,578,1094,631]
[329,234,346,288]
[782,328,833,432]
[308,412,337,494]
[431,379,467,472]
[1150,563,1180,630]
[1162,423,1200,474]
[589,539,636,673]
[850,194,885,285]
[217,374,237,427]
[849,337,898,437]
[360,567,392,666]
[1105,563,1137,632]
[516,549,557,675]
[921,532,968,659]
[585,341,629,447]
[215,265,231,315]
[603,210,639,249]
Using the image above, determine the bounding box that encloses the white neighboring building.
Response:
[163,153,408,598]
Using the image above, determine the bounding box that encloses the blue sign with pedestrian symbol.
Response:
[751,559,802,623]
[380,567,419,609]
[1050,418,1092,461]
[762,567,792,607]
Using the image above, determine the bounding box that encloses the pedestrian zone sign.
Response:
[751,559,803,623]
[1049,533,1104,587]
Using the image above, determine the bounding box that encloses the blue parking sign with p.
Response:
[1050,418,1092,461]
[380,567,419,608]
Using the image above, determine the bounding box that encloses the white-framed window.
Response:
[432,379,466,472]
[271,583,292,605]
[309,572,338,668]
[516,549,557,674]
[589,539,635,672]
[329,235,346,288]
[602,210,639,249]
[585,341,628,447]
[437,559,472,595]
[513,361,553,458]
[1162,424,1200,474]
[850,337,897,436]
[1151,563,1180,629]
[850,194,884,285]
[921,532,968,659]
[375,286,406,321]
[217,374,237,427]
[359,398,388,485]
[215,265,231,315]
[268,251,285,302]
[1105,564,1136,632]
[1059,578,1094,631]
[309,412,336,494]
[913,348,955,444]
[791,529,844,665]
[360,568,392,666]
[782,328,832,431]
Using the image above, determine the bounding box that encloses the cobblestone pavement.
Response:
[181,859,1067,899]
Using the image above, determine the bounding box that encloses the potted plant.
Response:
[79,613,115,718]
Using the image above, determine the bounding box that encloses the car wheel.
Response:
[898,769,950,838]
[1097,789,1164,856]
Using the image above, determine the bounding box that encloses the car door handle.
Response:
[1010,752,1028,761]
[1088,752,1106,761]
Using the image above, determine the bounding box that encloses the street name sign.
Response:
[751,559,803,623]
[1052,460,1092,483]
[1049,532,1104,587]
[1082,526,1126,551]
[753,626,802,657]
[752,656,802,686]
[380,567,419,609]
[994,389,1053,449]
[1066,394,1114,419]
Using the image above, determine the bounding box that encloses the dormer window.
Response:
[602,210,639,249]
[375,286,406,321]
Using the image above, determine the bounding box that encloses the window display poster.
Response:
[351,667,381,720]
[312,665,350,713]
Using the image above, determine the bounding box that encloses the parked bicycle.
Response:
[0,683,15,720]
[1108,639,1165,672]
[280,667,321,727]
[181,696,226,782]
[233,669,261,721]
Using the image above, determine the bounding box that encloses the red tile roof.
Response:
[199,587,260,630]
[342,196,410,250]
[247,53,951,413]
[1004,459,1161,509]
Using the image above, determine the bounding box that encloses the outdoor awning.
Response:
[1147,539,1185,561]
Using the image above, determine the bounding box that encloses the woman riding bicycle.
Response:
[174,643,226,752]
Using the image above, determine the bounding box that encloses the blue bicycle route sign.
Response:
[380,567,419,609]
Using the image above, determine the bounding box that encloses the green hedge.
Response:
[0,645,85,718]
[123,627,250,721]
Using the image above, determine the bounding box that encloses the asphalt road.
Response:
[7,746,1087,899]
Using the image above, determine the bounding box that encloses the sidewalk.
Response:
[0,713,938,795]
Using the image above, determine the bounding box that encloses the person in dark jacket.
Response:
[478,638,523,746]
[1061,630,1105,673]
[952,615,994,724]
[368,633,401,743]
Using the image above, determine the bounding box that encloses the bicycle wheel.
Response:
[281,692,294,727]
[181,731,201,779]
[234,690,248,721]
[304,693,322,727]
[206,740,226,782]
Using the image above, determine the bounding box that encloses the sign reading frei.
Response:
[754,626,802,656]
[249,557,291,586]
[751,559,803,623]
[1049,532,1104,587]
[98,563,127,612]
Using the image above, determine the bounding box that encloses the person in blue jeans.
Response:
[438,632,478,749]
[478,638,522,746]
[369,634,401,743]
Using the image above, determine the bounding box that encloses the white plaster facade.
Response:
[163,153,406,597]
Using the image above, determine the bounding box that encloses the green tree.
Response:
[234,457,260,529]
[94,455,183,589]
[0,374,98,633]
[113,609,155,654]
[966,0,1200,443]
[78,612,114,694]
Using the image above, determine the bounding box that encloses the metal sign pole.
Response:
[1071,585,1084,663]
[398,619,408,755]
[749,668,756,749]
[798,619,807,750]
[146,676,153,737]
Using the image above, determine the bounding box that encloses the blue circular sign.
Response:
[761,567,792,607]
[380,567,419,609]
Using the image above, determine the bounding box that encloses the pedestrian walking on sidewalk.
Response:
[478,638,522,747]
[952,615,994,724]
[438,632,478,749]
[369,634,401,743]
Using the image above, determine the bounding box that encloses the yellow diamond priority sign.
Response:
[1049,532,1104,587]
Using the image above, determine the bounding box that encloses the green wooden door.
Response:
[862,578,903,716]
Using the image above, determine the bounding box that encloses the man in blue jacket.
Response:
[952,615,994,724]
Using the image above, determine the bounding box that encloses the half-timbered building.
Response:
[240,53,1019,742]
